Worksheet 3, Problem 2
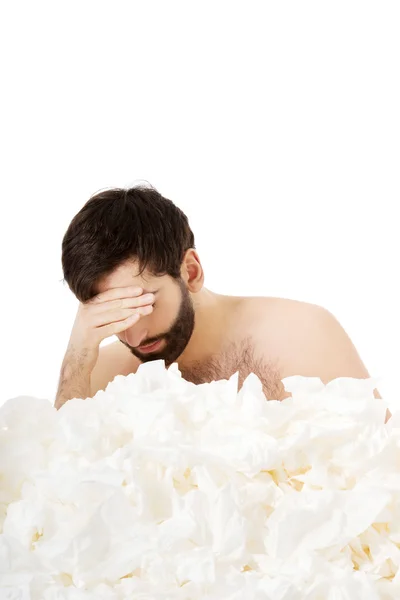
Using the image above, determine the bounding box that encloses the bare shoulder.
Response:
[236,295,326,332]
[234,294,328,363]
[90,339,140,396]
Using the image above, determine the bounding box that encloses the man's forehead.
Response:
[95,262,155,294]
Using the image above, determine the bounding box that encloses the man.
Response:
[56,185,391,424]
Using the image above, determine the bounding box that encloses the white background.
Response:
[1,1,399,407]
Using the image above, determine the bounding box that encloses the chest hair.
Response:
[178,335,285,401]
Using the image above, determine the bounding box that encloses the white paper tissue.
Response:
[0,360,399,599]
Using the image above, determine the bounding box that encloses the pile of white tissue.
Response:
[1,360,400,599]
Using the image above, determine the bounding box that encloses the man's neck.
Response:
[177,287,237,367]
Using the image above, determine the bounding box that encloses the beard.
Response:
[122,278,195,367]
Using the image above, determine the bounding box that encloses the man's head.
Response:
[62,184,203,365]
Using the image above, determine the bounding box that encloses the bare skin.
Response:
[89,291,391,423]
[90,293,288,401]
[57,249,391,424]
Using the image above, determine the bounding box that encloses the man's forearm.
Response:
[55,359,92,410]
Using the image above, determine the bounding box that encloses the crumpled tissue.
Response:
[0,360,399,599]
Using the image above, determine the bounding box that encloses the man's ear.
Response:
[180,249,204,293]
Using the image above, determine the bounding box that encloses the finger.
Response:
[90,286,143,304]
[98,311,143,337]
[122,293,155,308]
[90,293,155,315]
[92,304,153,328]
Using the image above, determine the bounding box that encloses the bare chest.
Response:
[178,336,286,401]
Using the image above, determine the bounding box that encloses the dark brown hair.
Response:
[61,184,195,302]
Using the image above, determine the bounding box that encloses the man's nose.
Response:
[124,326,149,348]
